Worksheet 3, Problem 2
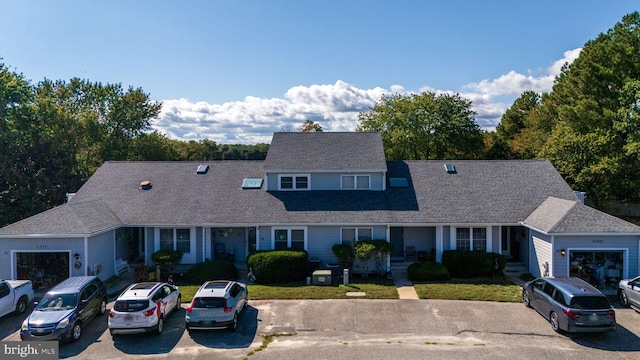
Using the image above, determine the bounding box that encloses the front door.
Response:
[390,227,404,260]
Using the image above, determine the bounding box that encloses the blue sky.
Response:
[1,1,638,144]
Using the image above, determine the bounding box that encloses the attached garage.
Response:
[15,251,71,290]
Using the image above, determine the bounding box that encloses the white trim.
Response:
[154,227,197,263]
[340,175,371,190]
[11,250,73,280]
[271,227,307,250]
[277,174,311,191]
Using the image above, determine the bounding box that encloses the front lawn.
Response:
[413,277,522,303]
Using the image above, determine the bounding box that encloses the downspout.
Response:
[386,225,390,272]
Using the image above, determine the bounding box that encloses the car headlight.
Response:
[21,320,28,331]
[56,317,70,329]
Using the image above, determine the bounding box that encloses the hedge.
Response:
[184,260,238,284]
[441,250,506,278]
[407,261,450,281]
[246,250,308,284]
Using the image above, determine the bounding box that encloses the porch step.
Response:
[503,261,527,274]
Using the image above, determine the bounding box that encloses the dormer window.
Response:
[341,175,370,190]
[278,174,310,190]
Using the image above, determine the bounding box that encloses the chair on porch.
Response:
[405,246,416,262]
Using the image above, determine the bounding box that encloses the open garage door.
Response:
[569,250,623,294]
[15,252,70,291]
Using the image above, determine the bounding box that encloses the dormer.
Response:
[262,132,388,191]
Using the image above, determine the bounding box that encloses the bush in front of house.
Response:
[247,250,308,284]
[407,261,450,281]
[184,260,238,284]
[441,250,505,278]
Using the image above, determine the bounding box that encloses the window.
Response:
[159,228,192,253]
[160,229,173,250]
[273,228,306,249]
[341,228,372,247]
[176,229,190,253]
[456,228,471,251]
[455,227,487,252]
[279,175,309,190]
[473,228,487,251]
[341,175,370,189]
[274,230,288,250]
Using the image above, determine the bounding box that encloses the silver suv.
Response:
[185,280,248,332]
[20,276,107,343]
[618,275,640,311]
[522,277,616,333]
[108,282,181,336]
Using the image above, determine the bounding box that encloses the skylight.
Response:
[242,178,263,189]
[389,177,409,188]
[196,164,209,174]
[444,163,456,173]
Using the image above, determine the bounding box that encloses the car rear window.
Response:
[193,297,225,308]
[570,296,611,310]
[114,299,150,312]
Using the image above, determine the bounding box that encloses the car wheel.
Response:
[156,317,164,335]
[228,312,238,332]
[522,289,531,308]
[549,312,560,333]
[619,290,630,307]
[71,322,82,342]
[175,295,182,313]
[15,296,28,315]
[98,298,107,316]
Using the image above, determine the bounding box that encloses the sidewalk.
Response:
[391,268,419,299]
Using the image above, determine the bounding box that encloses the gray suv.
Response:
[522,277,616,333]
[21,276,107,343]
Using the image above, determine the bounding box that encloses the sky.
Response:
[1,1,638,144]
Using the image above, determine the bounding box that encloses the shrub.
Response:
[151,249,183,277]
[247,250,308,284]
[332,244,354,271]
[441,250,506,278]
[407,261,450,281]
[184,260,238,284]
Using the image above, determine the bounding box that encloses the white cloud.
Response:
[153,49,581,143]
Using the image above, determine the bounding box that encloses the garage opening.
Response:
[15,252,70,290]
[569,250,623,293]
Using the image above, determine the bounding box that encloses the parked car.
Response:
[618,275,640,311]
[20,276,107,342]
[0,279,34,318]
[522,277,616,333]
[185,280,248,332]
[108,282,181,336]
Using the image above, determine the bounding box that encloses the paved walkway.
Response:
[391,268,419,299]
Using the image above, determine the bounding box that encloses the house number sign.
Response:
[35,244,48,249]
[592,240,604,244]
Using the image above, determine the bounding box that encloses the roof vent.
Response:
[444,163,456,173]
[139,180,152,190]
[196,164,209,174]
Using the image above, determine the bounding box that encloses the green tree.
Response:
[356,92,484,160]
[538,12,640,204]
[300,119,323,132]
[495,91,542,159]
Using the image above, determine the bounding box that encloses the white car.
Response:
[618,276,640,312]
[108,282,181,336]
[185,280,248,332]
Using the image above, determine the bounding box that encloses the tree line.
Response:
[1,12,639,226]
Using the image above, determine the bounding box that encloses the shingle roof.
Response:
[263,132,387,172]
[523,196,640,234]
[1,158,590,236]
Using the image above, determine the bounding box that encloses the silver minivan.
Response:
[522,277,616,333]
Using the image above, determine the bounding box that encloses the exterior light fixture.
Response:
[560,249,566,257]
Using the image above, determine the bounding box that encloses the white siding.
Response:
[531,235,552,278]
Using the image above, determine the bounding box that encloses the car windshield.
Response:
[193,297,225,308]
[36,293,77,311]
[114,299,150,312]
[570,296,611,310]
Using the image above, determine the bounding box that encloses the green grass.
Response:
[413,277,522,302]
[175,276,521,303]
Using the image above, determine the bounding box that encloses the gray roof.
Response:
[522,196,640,234]
[1,158,590,236]
[263,132,387,172]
